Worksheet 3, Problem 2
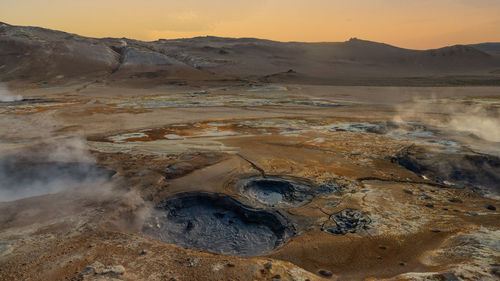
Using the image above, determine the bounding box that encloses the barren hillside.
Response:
[1,22,500,86]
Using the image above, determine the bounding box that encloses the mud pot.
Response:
[143,192,295,257]
[237,176,314,208]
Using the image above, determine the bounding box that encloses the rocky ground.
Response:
[0,83,499,281]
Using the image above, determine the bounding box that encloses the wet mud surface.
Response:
[237,176,314,208]
[396,145,500,195]
[143,192,294,257]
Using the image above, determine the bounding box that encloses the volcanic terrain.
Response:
[0,22,499,281]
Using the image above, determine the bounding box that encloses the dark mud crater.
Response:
[143,192,295,257]
[237,176,314,208]
[395,146,500,194]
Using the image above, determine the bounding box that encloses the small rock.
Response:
[81,261,104,275]
[264,262,272,271]
[103,265,125,276]
[227,262,235,267]
[187,258,198,267]
[425,203,434,208]
[398,262,406,266]
[403,189,413,195]
[81,261,125,278]
[139,249,148,255]
[272,274,281,280]
[378,245,387,250]
[318,269,333,278]
[447,198,462,203]
[431,229,441,233]
[485,205,496,211]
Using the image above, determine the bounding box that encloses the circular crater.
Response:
[237,176,313,208]
[142,192,295,257]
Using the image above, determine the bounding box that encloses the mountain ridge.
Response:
[1,22,499,86]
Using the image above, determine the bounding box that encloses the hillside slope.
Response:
[1,22,499,86]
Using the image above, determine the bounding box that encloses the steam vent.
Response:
[1,20,500,281]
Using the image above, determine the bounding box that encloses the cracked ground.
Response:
[0,84,499,281]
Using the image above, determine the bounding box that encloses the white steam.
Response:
[447,107,500,143]
[0,137,113,202]
[0,111,113,202]
[394,97,500,143]
[0,84,22,102]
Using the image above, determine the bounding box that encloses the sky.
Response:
[1,0,499,49]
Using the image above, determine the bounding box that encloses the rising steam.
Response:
[447,107,500,143]
[0,137,115,202]
[0,84,22,102]
[0,108,115,202]
[393,96,500,197]
[394,97,500,143]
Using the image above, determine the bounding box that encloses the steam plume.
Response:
[394,97,500,143]
[0,84,22,102]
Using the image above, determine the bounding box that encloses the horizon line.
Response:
[2,21,499,52]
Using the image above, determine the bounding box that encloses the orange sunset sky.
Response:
[1,0,499,50]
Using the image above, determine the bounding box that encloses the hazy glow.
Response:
[1,0,499,49]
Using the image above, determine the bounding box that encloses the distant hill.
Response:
[469,43,500,57]
[1,22,499,86]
